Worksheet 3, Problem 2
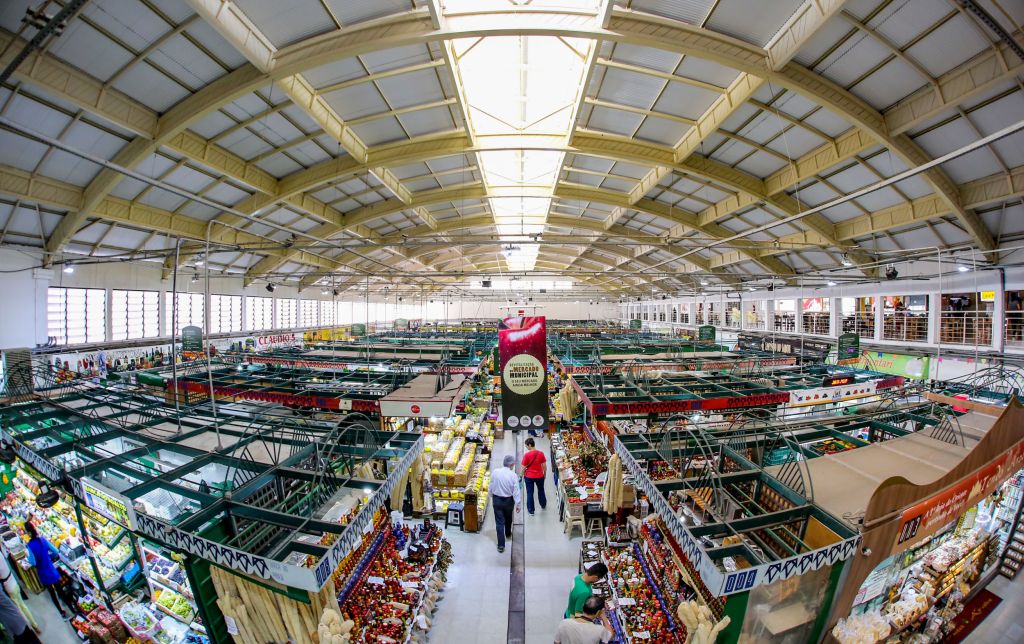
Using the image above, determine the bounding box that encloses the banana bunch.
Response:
[676,600,730,644]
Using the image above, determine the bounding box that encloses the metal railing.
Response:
[1006,312,1024,347]
[938,311,993,346]
[841,315,875,339]
[882,313,928,342]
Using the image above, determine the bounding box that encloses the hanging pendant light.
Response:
[35,482,59,509]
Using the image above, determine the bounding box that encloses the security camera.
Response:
[861,546,872,556]
[265,283,276,293]
[885,265,898,280]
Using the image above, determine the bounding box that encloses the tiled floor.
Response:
[429,431,585,644]
[964,573,1024,642]
[16,582,79,643]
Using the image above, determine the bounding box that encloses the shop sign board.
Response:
[350,323,367,336]
[498,316,548,432]
[252,333,299,348]
[894,440,1024,551]
[736,333,831,358]
[837,333,860,364]
[629,319,642,329]
[614,439,860,596]
[861,352,930,380]
[379,398,460,418]
[180,326,203,352]
[394,318,409,330]
[697,325,716,341]
[78,477,137,530]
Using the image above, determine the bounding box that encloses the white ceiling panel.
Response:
[234,0,334,48]
[628,0,714,26]
[706,0,803,47]
[323,85,390,120]
[735,151,787,177]
[609,44,681,72]
[652,81,720,120]
[149,34,226,88]
[586,106,643,136]
[871,0,953,49]
[111,62,190,112]
[597,68,664,109]
[905,14,989,78]
[326,0,413,26]
[185,19,249,68]
[304,58,368,90]
[634,116,690,146]
[255,154,303,177]
[360,45,433,74]
[673,56,737,89]
[376,70,446,109]
[189,112,237,140]
[49,21,134,82]
[850,58,927,111]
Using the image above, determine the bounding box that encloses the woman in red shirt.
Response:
[521,437,547,515]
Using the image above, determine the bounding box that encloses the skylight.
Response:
[447,13,595,272]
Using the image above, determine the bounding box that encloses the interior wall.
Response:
[0,247,619,350]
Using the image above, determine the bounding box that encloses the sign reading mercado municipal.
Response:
[498,316,548,433]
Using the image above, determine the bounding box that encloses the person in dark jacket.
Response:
[24,522,68,619]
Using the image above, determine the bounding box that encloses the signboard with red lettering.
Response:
[499,316,548,432]
[893,441,1024,551]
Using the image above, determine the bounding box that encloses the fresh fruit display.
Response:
[156,588,194,621]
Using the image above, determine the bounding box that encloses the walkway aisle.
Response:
[522,431,586,644]
[966,573,1024,642]
[22,582,78,643]
[428,431,515,644]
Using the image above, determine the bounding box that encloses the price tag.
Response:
[367,576,385,585]
[634,631,650,639]
[401,581,420,589]
[363,521,374,535]
[617,597,636,606]
[224,616,239,635]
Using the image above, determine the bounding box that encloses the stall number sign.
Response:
[823,375,854,388]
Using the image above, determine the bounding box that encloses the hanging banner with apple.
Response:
[498,316,548,433]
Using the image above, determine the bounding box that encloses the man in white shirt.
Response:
[490,454,521,553]
[554,596,614,644]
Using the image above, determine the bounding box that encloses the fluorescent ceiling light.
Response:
[827,281,837,286]
[62,265,74,274]
[957,265,970,272]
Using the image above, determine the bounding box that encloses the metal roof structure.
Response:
[611,401,964,597]
[570,363,904,416]
[0,0,1021,298]
[0,373,421,592]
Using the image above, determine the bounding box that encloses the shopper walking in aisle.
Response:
[490,454,521,553]
[521,437,547,515]
[554,595,614,644]
[0,586,40,643]
[0,553,36,633]
[564,563,608,618]
[23,522,69,619]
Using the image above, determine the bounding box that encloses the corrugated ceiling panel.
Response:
[586,106,643,136]
[706,0,803,47]
[906,14,988,77]
[653,82,720,120]
[360,45,432,74]
[596,68,664,109]
[111,63,190,111]
[327,0,413,26]
[234,0,334,48]
[49,21,133,82]
[628,0,714,25]
[377,69,446,109]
